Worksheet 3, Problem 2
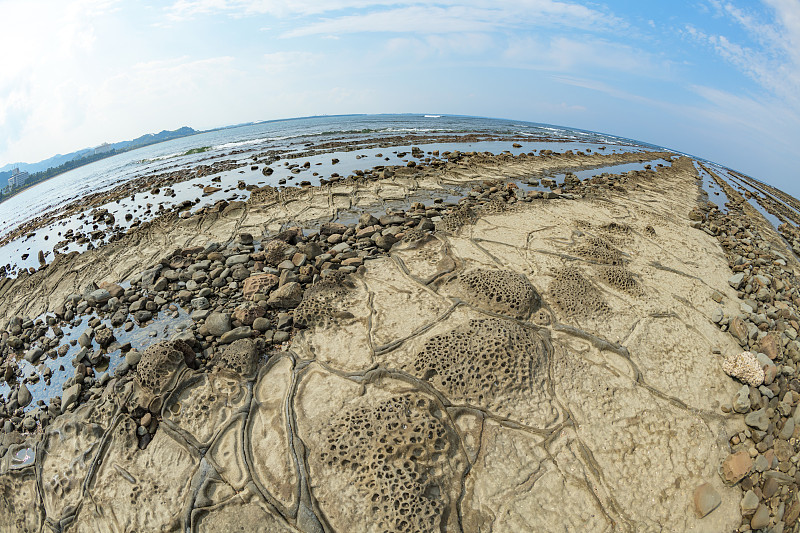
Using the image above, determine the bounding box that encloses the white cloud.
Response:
[503,35,664,75]
[165,0,623,33]
[693,1,800,108]
[263,51,321,73]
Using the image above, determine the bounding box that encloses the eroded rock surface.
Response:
[2,151,789,532]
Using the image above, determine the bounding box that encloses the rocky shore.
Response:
[0,140,660,277]
[0,147,796,531]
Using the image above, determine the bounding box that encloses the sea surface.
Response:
[0,113,790,274]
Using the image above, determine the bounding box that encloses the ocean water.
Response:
[0,114,664,273]
[0,114,655,237]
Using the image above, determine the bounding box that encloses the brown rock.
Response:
[722,451,752,483]
[760,332,780,360]
[203,186,221,195]
[729,317,749,345]
[99,282,125,299]
[750,504,770,530]
[785,499,800,526]
[774,439,792,462]
[232,302,266,327]
[693,483,721,518]
[242,273,279,301]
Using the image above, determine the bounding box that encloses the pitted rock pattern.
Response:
[450,268,540,318]
[213,338,261,376]
[549,266,610,318]
[599,265,644,296]
[435,204,477,234]
[319,395,452,533]
[574,235,625,265]
[135,340,191,394]
[294,273,356,328]
[402,228,428,243]
[478,196,508,215]
[263,240,291,266]
[413,318,549,405]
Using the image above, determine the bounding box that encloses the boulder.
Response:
[206,312,232,337]
[243,273,279,301]
[267,282,303,308]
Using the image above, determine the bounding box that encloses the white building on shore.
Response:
[94,143,113,155]
[8,167,29,188]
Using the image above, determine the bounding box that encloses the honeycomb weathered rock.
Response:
[574,235,624,265]
[135,340,192,396]
[435,204,477,234]
[599,265,643,296]
[722,351,765,387]
[319,395,453,533]
[549,266,610,318]
[450,268,540,318]
[213,338,261,376]
[263,240,291,267]
[413,318,549,405]
[294,273,356,328]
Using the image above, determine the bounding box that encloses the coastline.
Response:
[2,147,796,530]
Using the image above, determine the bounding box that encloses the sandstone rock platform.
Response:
[1,150,797,532]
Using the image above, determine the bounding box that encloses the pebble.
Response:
[219,327,252,344]
[205,312,232,337]
[61,384,81,413]
[745,408,770,431]
[733,385,751,413]
[693,483,721,518]
[751,504,770,530]
[722,451,753,483]
[741,490,759,515]
[18,384,32,407]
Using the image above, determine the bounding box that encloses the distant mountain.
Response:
[0,126,197,188]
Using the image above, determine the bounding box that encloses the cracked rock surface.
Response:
[0,152,772,532]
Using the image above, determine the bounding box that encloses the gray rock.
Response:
[134,310,153,323]
[191,297,210,310]
[87,288,112,305]
[219,327,252,344]
[140,265,163,289]
[375,234,397,251]
[729,273,745,289]
[171,330,196,344]
[62,384,81,413]
[733,385,751,414]
[125,350,141,366]
[225,254,250,266]
[780,417,795,440]
[17,384,32,407]
[206,312,232,337]
[273,331,290,343]
[153,277,169,292]
[750,504,769,530]
[745,408,769,431]
[252,317,271,332]
[359,213,379,227]
[191,309,212,321]
[754,454,769,472]
[78,332,92,348]
[711,308,724,324]
[741,490,759,515]
[693,482,721,518]
[268,282,303,308]
[24,347,43,364]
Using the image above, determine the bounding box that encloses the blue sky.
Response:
[1,0,798,195]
